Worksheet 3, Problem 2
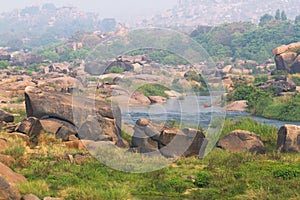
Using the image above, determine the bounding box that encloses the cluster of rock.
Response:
[273,42,300,74]
[257,76,296,95]
[84,55,162,76]
[130,118,207,158]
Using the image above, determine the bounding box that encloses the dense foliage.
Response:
[192,20,300,63]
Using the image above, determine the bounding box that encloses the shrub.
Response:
[137,84,169,98]
[273,167,300,180]
[195,171,211,188]
[106,66,124,74]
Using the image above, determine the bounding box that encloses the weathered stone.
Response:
[131,91,151,105]
[277,125,300,153]
[0,109,14,123]
[64,140,86,150]
[272,45,289,55]
[56,126,77,142]
[15,117,43,145]
[78,115,104,141]
[275,52,298,72]
[84,61,107,75]
[225,100,247,112]
[148,96,167,104]
[24,86,127,148]
[0,162,27,200]
[159,128,206,157]
[217,130,265,154]
[21,194,41,200]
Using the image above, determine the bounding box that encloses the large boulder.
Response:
[273,42,300,74]
[159,128,206,157]
[131,119,164,153]
[131,118,207,157]
[0,110,14,123]
[24,86,128,148]
[277,125,300,153]
[274,52,298,72]
[0,162,27,200]
[217,130,265,154]
[84,61,107,75]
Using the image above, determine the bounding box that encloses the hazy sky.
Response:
[0,0,177,21]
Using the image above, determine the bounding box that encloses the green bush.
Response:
[291,76,300,86]
[195,171,211,188]
[273,167,300,180]
[137,84,169,98]
[106,66,124,74]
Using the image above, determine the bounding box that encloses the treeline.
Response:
[191,10,300,63]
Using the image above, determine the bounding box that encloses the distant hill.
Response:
[139,0,300,28]
[0,3,117,48]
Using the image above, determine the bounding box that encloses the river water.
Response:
[121,96,300,129]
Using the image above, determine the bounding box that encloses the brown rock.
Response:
[148,96,167,104]
[225,100,248,112]
[131,91,151,105]
[159,128,206,157]
[24,86,127,148]
[21,194,41,200]
[275,52,298,72]
[15,117,43,145]
[0,110,14,123]
[272,45,289,55]
[277,125,300,153]
[217,130,265,154]
[64,140,86,150]
[0,162,27,200]
[56,126,77,142]
[287,42,300,52]
[43,198,63,200]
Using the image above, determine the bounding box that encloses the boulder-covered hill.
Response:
[141,0,300,28]
[0,3,117,48]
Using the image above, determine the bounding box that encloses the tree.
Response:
[281,11,287,21]
[275,9,281,20]
[295,15,300,24]
[259,14,274,26]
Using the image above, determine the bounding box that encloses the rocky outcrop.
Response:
[217,130,266,154]
[0,110,14,123]
[131,118,207,157]
[24,86,128,148]
[277,125,300,153]
[273,42,300,74]
[0,162,27,200]
[257,79,296,95]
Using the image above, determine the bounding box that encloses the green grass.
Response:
[0,118,296,200]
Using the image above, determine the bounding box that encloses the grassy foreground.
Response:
[0,118,299,199]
